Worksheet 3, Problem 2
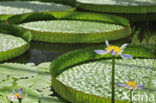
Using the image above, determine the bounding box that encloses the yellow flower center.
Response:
[126,81,136,89]
[108,46,121,54]
[15,93,19,98]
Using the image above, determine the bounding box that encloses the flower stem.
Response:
[112,56,115,103]
[130,90,133,103]
[18,98,22,103]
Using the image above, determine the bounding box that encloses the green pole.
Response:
[112,56,115,103]
[130,90,133,103]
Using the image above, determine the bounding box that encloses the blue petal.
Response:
[110,49,115,56]
[105,40,110,48]
[118,83,127,87]
[120,54,133,59]
[94,50,107,55]
[127,86,133,90]
[18,88,23,98]
[136,84,144,89]
[120,44,128,50]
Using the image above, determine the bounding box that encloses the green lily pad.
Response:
[50,44,155,103]
[0,63,63,103]
[37,62,51,73]
[0,79,13,89]
[0,63,38,79]
[39,96,64,103]
[17,73,51,90]
[0,96,9,103]
[0,1,71,15]
[57,59,156,102]
[20,20,124,33]
[39,87,53,97]
[76,0,156,13]
[0,33,30,62]
[17,62,51,94]
[19,20,131,43]
[0,74,7,82]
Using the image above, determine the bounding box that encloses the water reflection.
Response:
[6,41,106,65]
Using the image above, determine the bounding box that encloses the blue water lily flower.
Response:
[118,81,144,90]
[13,88,28,100]
[94,40,133,59]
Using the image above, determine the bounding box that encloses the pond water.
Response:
[5,41,106,65]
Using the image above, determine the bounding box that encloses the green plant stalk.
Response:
[112,56,115,103]
[130,90,133,103]
[18,98,22,103]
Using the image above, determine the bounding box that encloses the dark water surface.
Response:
[6,41,105,65]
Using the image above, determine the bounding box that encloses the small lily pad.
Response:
[0,63,38,79]
[17,73,51,90]
[39,96,63,103]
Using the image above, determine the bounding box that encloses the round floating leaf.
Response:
[50,45,155,76]
[0,1,71,15]
[0,23,32,42]
[7,11,130,43]
[50,45,155,103]
[0,33,30,62]
[19,19,131,43]
[76,0,156,13]
[57,59,156,102]
[20,20,124,33]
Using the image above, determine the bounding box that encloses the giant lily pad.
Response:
[0,33,29,62]
[0,1,71,21]
[57,59,156,102]
[18,11,131,43]
[0,1,71,15]
[50,44,155,103]
[76,0,156,13]
[7,11,131,43]
[19,20,130,43]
